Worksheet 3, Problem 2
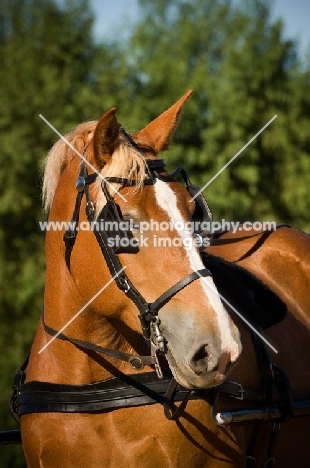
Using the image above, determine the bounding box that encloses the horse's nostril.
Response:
[190,345,211,374]
[193,346,208,362]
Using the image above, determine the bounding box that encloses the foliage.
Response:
[114,0,310,228]
[0,0,111,464]
[0,0,310,465]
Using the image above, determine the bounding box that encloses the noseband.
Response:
[49,129,213,378]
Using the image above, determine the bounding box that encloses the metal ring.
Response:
[129,357,144,370]
[76,177,85,192]
[194,232,203,247]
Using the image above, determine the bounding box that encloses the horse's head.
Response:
[42,90,241,390]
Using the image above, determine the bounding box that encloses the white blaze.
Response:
[154,180,239,359]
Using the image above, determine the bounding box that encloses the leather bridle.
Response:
[57,129,213,378]
[10,131,218,422]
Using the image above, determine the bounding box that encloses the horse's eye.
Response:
[121,213,139,231]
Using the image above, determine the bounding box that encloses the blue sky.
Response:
[89,0,310,57]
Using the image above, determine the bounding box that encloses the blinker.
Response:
[153,166,213,234]
[186,182,213,230]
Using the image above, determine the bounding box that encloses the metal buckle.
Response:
[122,279,130,293]
[129,356,144,370]
[230,382,244,400]
[86,200,95,218]
[194,232,204,248]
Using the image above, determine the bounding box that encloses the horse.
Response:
[19,90,244,468]
[204,225,310,466]
[17,89,310,467]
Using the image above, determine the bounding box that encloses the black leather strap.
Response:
[145,269,212,320]
[17,372,200,416]
[164,378,193,420]
[0,430,22,445]
[208,224,290,247]
[16,367,297,419]
[63,164,98,271]
[42,313,156,371]
[9,352,30,423]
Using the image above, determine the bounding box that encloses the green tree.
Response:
[1,0,310,465]
[0,0,111,465]
[113,0,310,229]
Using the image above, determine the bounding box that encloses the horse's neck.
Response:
[29,158,149,385]
[26,296,142,385]
[26,246,141,384]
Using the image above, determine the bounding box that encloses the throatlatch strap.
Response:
[41,313,156,370]
[63,169,98,271]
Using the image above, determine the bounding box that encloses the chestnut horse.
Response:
[205,226,310,466]
[20,91,244,467]
[18,89,310,467]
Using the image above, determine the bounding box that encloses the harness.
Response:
[7,130,310,465]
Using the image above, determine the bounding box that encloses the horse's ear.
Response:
[93,108,119,167]
[132,90,193,154]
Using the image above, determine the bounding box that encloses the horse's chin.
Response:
[171,368,227,390]
[166,351,237,390]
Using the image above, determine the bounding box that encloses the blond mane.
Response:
[42,121,148,216]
